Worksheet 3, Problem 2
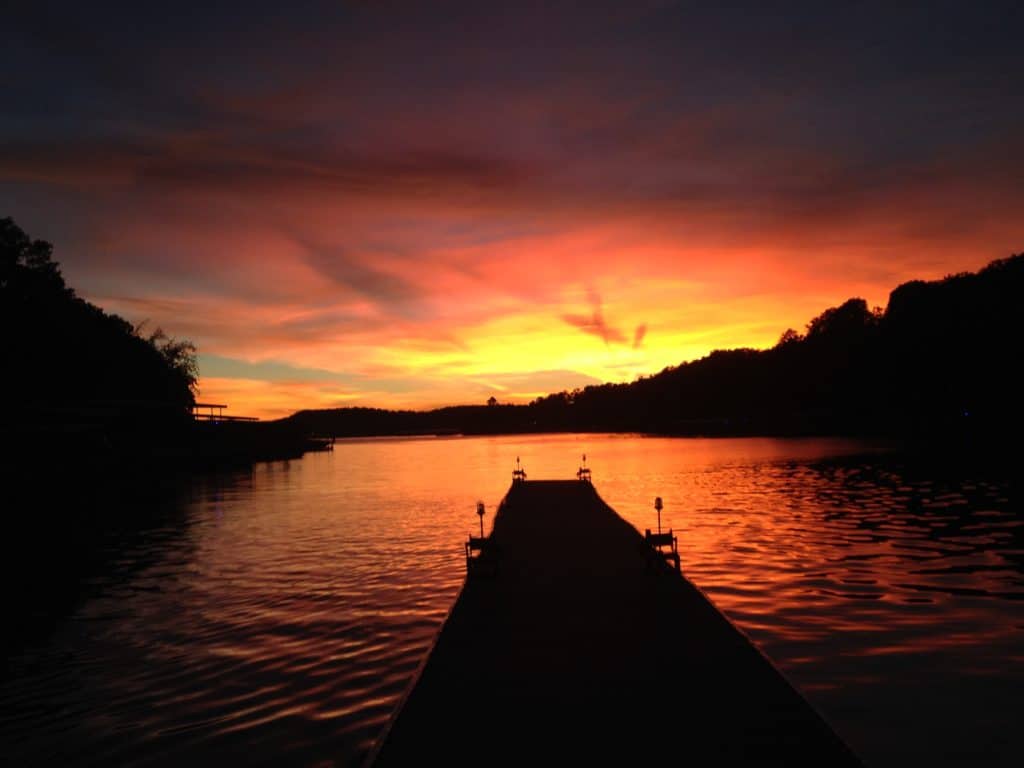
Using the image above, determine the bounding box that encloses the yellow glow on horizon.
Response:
[107,218,1010,421]
[197,377,363,421]
[196,274,829,419]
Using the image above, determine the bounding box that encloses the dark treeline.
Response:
[1,217,197,422]
[1,217,317,475]
[1,216,324,648]
[6,211,1022,456]
[290,253,1024,440]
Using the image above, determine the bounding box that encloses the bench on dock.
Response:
[645,528,680,571]
[465,535,497,577]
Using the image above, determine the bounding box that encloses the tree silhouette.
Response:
[1,216,198,418]
[290,251,1024,440]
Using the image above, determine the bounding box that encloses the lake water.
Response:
[2,435,1022,766]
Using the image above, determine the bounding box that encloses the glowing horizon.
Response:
[3,3,1022,420]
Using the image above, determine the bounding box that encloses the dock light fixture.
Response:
[476,501,485,539]
[513,457,527,482]
[655,496,663,534]
[577,454,592,482]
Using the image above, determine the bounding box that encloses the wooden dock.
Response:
[370,480,860,766]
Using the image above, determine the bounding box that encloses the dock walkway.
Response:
[371,480,859,765]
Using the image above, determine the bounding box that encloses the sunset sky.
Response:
[3,2,1022,418]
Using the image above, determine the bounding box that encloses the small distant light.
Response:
[964,411,970,417]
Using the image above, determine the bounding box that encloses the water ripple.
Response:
[2,436,1021,767]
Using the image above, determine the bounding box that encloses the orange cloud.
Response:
[4,4,1022,418]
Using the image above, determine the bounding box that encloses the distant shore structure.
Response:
[191,402,259,423]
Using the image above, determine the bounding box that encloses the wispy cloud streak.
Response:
[2,2,1022,415]
[562,289,629,345]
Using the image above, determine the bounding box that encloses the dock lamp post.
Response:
[476,501,485,539]
[654,496,663,535]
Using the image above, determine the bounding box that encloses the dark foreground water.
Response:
[2,435,1021,766]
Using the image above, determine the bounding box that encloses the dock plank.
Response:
[372,480,859,766]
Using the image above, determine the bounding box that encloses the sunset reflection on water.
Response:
[2,435,1020,766]
[574,437,1024,766]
